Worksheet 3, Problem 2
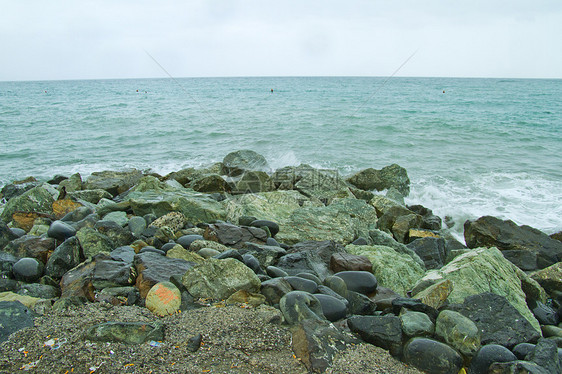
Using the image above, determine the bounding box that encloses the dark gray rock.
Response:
[392,297,439,322]
[347,164,410,196]
[244,242,287,269]
[109,246,135,264]
[0,251,18,277]
[347,315,402,355]
[313,294,347,321]
[464,216,562,270]
[214,249,244,262]
[0,278,20,292]
[45,236,83,279]
[323,275,348,298]
[488,361,551,374]
[242,253,263,274]
[203,222,267,249]
[408,204,443,231]
[277,240,345,280]
[334,270,377,295]
[250,220,280,237]
[0,220,18,250]
[187,333,203,352]
[84,169,143,196]
[400,310,435,338]
[529,300,559,326]
[9,228,26,238]
[176,234,204,250]
[296,272,322,285]
[76,227,114,258]
[61,206,95,223]
[1,178,39,201]
[447,292,541,349]
[18,283,60,299]
[266,237,280,247]
[127,216,147,237]
[407,237,447,270]
[85,321,164,344]
[527,338,561,374]
[91,258,136,290]
[330,252,372,273]
[223,149,269,176]
[513,343,536,360]
[3,235,56,264]
[94,220,134,248]
[265,265,288,278]
[402,337,463,374]
[0,301,35,343]
[71,213,100,231]
[279,291,325,324]
[260,277,292,305]
[315,285,349,308]
[346,290,377,316]
[47,220,77,241]
[134,251,194,298]
[139,246,164,255]
[351,237,369,246]
[284,276,318,294]
[13,257,44,282]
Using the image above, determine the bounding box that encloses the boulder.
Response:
[527,338,561,374]
[333,270,377,295]
[94,220,134,248]
[464,216,562,270]
[377,205,423,243]
[488,361,551,374]
[345,244,425,296]
[0,252,18,278]
[85,321,164,344]
[233,171,275,193]
[145,281,181,317]
[347,164,410,196]
[76,227,114,258]
[149,212,187,233]
[347,315,403,356]
[12,258,44,283]
[469,344,518,374]
[447,293,541,349]
[134,251,194,298]
[260,278,293,305]
[225,289,265,307]
[1,178,39,201]
[203,222,267,248]
[279,291,325,324]
[435,310,481,358]
[45,237,83,279]
[47,220,77,241]
[392,298,439,321]
[0,301,35,343]
[249,220,280,237]
[127,216,147,237]
[181,258,261,300]
[91,258,135,290]
[244,243,287,269]
[368,229,425,267]
[0,220,18,250]
[222,149,270,176]
[58,172,82,192]
[2,235,55,264]
[413,279,454,310]
[313,294,347,322]
[125,176,226,224]
[166,245,205,264]
[406,237,447,269]
[531,262,562,295]
[60,258,97,301]
[189,174,231,193]
[102,211,129,227]
[330,252,372,273]
[0,185,55,223]
[412,247,541,332]
[276,240,345,280]
[402,337,463,374]
[400,310,435,338]
[66,189,113,204]
[294,168,354,202]
[84,169,143,196]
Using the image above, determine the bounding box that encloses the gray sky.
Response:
[1,0,561,81]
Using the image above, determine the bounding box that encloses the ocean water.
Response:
[1,77,561,240]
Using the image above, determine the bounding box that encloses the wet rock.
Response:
[265,265,288,278]
[347,315,403,355]
[67,189,112,204]
[12,257,44,283]
[181,258,261,300]
[85,321,164,344]
[276,240,344,279]
[407,237,447,269]
[413,279,453,310]
[347,164,410,196]
[145,281,181,317]
[330,252,372,273]
[0,185,55,224]
[91,258,135,290]
[284,276,318,294]
[313,294,347,322]
[412,247,541,332]
[109,246,135,264]
[102,211,128,227]
[402,337,463,374]
[333,270,377,296]
[435,310,481,358]
[529,300,559,325]
[18,283,59,299]
[346,290,377,315]
[76,227,114,258]
[464,216,562,270]
[47,220,77,241]
[222,149,270,176]
[1,178,39,201]
[541,325,562,338]
[84,169,143,196]
[280,291,325,324]
[446,292,541,349]
[260,277,293,305]
[392,297,439,321]
[513,343,536,360]
[3,235,55,264]
[203,222,267,249]
[57,172,82,192]
[45,236,83,279]
[134,251,194,298]
[234,171,275,193]
[0,301,35,343]
[323,275,348,299]
[189,174,230,193]
[293,168,353,202]
[400,310,435,338]
[0,252,18,279]
[346,244,425,296]
[368,229,424,267]
[244,243,287,269]
[527,338,561,374]
[60,259,97,301]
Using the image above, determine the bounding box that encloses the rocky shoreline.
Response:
[1,149,561,373]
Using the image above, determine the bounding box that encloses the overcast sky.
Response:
[1,0,561,81]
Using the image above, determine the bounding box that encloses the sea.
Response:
[0,76,561,241]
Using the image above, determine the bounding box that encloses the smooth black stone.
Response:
[266,237,281,247]
[295,272,321,285]
[214,249,244,262]
[469,344,518,374]
[238,216,258,226]
[265,265,288,278]
[139,246,165,255]
[403,337,463,374]
[12,257,44,283]
[347,315,402,355]
[313,294,347,322]
[323,275,348,298]
[250,220,280,237]
[160,242,177,253]
[0,301,35,343]
[284,276,318,294]
[513,343,536,360]
[143,214,157,225]
[242,254,263,274]
[61,206,95,222]
[187,333,203,352]
[315,285,349,307]
[176,234,204,249]
[47,220,77,241]
[334,270,377,295]
[141,226,158,238]
[406,237,447,270]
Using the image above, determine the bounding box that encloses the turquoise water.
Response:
[1,77,561,239]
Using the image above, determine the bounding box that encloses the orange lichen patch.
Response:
[52,199,83,219]
[11,212,40,232]
[153,284,178,304]
[145,282,181,317]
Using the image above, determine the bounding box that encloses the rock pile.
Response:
[1,149,561,373]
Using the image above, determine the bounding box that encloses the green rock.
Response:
[435,310,481,357]
[294,168,354,202]
[223,149,270,176]
[234,171,275,193]
[102,211,129,226]
[189,174,230,193]
[85,321,164,344]
[28,224,49,236]
[76,227,114,258]
[189,240,229,253]
[345,244,425,296]
[347,164,410,196]
[58,173,83,193]
[531,262,562,295]
[400,310,435,338]
[125,176,226,224]
[181,258,261,300]
[66,189,112,204]
[412,247,541,332]
[166,244,206,264]
[84,169,143,196]
[0,186,55,223]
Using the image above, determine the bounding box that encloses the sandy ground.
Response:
[0,302,423,374]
